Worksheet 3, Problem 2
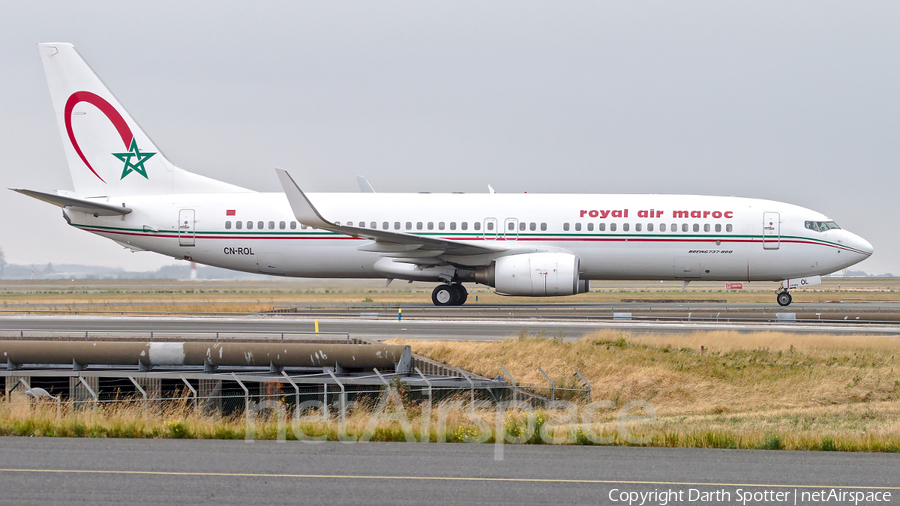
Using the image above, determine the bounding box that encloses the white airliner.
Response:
[14,43,873,306]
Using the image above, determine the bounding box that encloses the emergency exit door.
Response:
[762,212,780,250]
[179,209,195,247]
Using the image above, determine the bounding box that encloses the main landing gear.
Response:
[432,284,468,306]
[776,291,792,307]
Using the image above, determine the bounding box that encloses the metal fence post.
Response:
[373,368,390,387]
[232,373,250,418]
[538,367,555,402]
[128,376,148,411]
[325,369,345,423]
[181,377,198,414]
[77,376,98,407]
[281,371,300,419]
[574,370,592,402]
[499,365,517,402]
[414,367,432,410]
[457,367,475,407]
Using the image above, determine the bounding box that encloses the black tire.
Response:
[455,284,468,305]
[432,284,456,306]
[777,292,792,306]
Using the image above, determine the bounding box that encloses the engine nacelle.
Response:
[474,252,587,296]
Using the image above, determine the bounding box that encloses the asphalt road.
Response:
[0,438,896,505]
[0,315,898,342]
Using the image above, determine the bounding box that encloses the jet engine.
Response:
[474,252,588,296]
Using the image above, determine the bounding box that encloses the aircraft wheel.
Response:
[432,284,457,306]
[455,284,468,305]
[777,291,792,307]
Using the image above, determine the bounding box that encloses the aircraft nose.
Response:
[851,233,874,257]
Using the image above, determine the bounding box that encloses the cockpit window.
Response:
[805,220,840,232]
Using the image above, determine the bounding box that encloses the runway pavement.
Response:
[0,314,898,342]
[0,438,895,505]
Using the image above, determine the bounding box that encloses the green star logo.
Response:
[112,139,156,180]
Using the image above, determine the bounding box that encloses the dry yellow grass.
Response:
[388,330,900,450]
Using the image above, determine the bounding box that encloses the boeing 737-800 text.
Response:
[14,43,873,306]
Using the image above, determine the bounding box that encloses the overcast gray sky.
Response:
[1,1,897,274]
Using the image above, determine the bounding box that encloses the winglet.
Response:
[356,175,376,193]
[275,169,332,229]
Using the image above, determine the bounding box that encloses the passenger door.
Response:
[762,212,780,250]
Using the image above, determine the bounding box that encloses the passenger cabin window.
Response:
[258,221,264,230]
[225,221,232,229]
[519,222,526,231]
[416,222,423,230]
[660,223,665,232]
[575,223,582,231]
[636,223,642,232]
[406,222,412,230]
[269,221,275,229]
[473,222,480,231]
[247,221,253,230]
[508,222,515,231]
[438,222,445,230]
[427,222,434,230]
[541,223,547,231]
[682,224,688,232]
[236,221,242,229]
[383,222,389,230]
[715,224,721,232]
[623,223,629,232]
[486,222,494,231]
[395,222,401,230]
[529,222,536,231]
[693,224,699,232]
[587,223,594,231]
[704,224,710,232]
[647,223,653,232]
[279,221,286,229]
[610,223,617,232]
[450,222,457,230]
[598,223,606,231]
[290,222,297,229]
[563,223,570,231]
[726,224,733,232]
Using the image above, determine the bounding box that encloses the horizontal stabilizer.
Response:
[11,188,131,215]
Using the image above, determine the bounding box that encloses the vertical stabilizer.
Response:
[39,43,247,197]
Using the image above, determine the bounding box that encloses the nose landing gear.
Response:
[432,284,468,306]
[776,291,792,307]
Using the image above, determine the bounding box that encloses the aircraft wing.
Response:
[276,169,506,261]
[11,188,132,216]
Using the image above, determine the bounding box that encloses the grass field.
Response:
[388,329,900,451]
